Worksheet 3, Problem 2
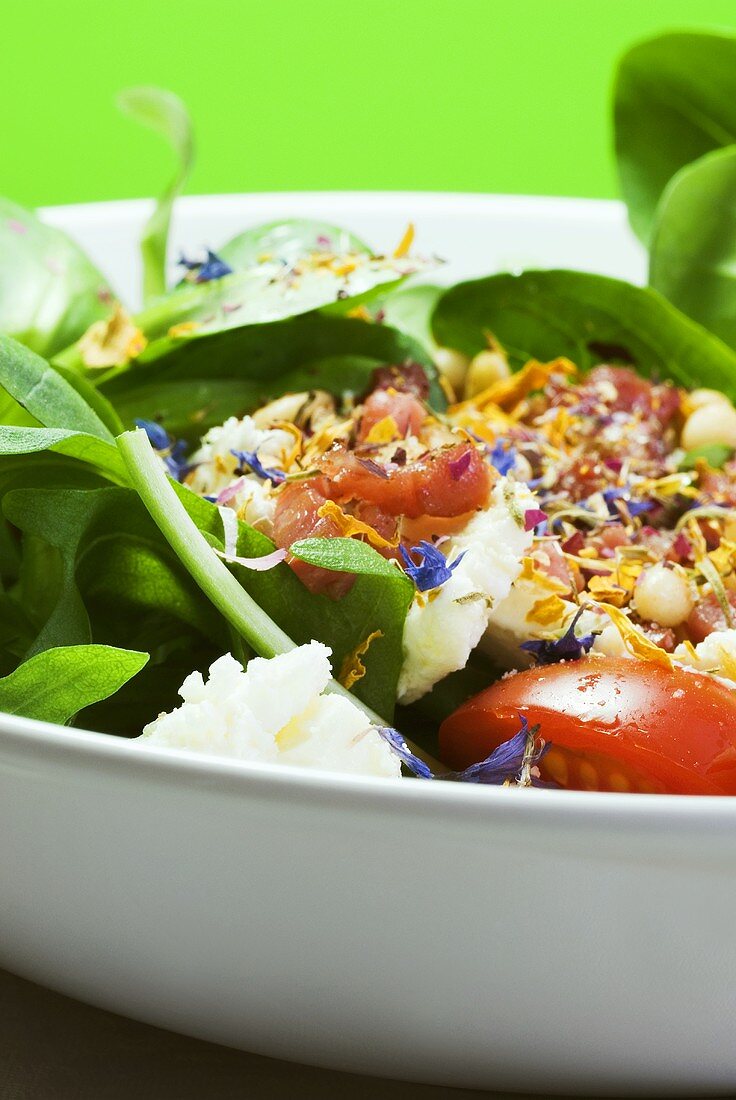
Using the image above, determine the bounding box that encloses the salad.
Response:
[4,30,736,795]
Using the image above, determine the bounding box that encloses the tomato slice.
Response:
[439,656,736,795]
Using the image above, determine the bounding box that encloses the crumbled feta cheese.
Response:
[482,571,618,667]
[140,642,400,779]
[187,415,294,497]
[673,630,736,682]
[397,477,536,703]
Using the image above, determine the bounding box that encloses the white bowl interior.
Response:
[39,191,646,311]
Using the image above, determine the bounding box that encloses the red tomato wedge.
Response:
[439,657,736,795]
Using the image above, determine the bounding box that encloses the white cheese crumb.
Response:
[140,642,399,779]
[187,415,294,497]
[673,630,736,681]
[397,477,536,703]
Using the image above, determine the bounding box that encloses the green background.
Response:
[3,0,736,209]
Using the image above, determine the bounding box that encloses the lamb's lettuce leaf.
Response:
[431,269,736,398]
[0,643,149,725]
[117,86,194,304]
[0,198,112,357]
[614,30,736,243]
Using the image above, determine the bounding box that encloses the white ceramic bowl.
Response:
[2,194,733,1098]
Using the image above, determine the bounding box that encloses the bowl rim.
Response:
[38,189,629,226]
[11,189,717,823]
[4,704,736,828]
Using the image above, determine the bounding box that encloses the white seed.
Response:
[681,402,736,450]
[465,349,511,398]
[685,388,732,414]
[631,563,695,627]
[433,347,470,394]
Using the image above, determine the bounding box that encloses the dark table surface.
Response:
[2,967,537,1100]
[6,967,728,1100]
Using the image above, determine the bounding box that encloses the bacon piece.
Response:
[273,483,356,599]
[357,388,425,443]
[316,442,493,518]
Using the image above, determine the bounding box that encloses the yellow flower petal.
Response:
[364,415,400,445]
[595,602,672,668]
[167,320,202,339]
[393,222,415,259]
[339,630,383,690]
[78,303,147,368]
[526,594,568,626]
[316,500,399,549]
[451,358,576,415]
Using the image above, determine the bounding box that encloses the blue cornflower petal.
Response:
[489,439,516,476]
[378,715,550,786]
[601,485,653,519]
[196,249,234,283]
[230,449,286,486]
[377,727,434,779]
[399,540,466,592]
[520,605,596,666]
[178,249,233,284]
[136,419,190,481]
[135,418,170,452]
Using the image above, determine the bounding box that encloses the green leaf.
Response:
[57,232,427,379]
[649,146,736,350]
[100,314,442,438]
[117,428,404,719]
[0,197,112,356]
[0,426,125,481]
[219,218,370,270]
[117,86,194,303]
[53,361,125,436]
[678,443,733,471]
[431,269,736,397]
[614,30,736,242]
[0,644,148,725]
[380,283,443,351]
[3,486,218,656]
[0,334,113,440]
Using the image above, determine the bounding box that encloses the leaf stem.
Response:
[117,428,414,737]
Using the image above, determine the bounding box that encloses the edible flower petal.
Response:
[338,630,383,690]
[489,439,516,476]
[595,601,673,668]
[135,419,189,480]
[524,508,548,532]
[378,715,550,786]
[520,605,596,665]
[316,500,399,549]
[214,546,288,571]
[399,540,467,592]
[79,303,147,368]
[178,249,233,283]
[601,486,653,519]
[231,449,286,486]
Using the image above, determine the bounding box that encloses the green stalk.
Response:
[119,428,296,659]
[117,428,398,729]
